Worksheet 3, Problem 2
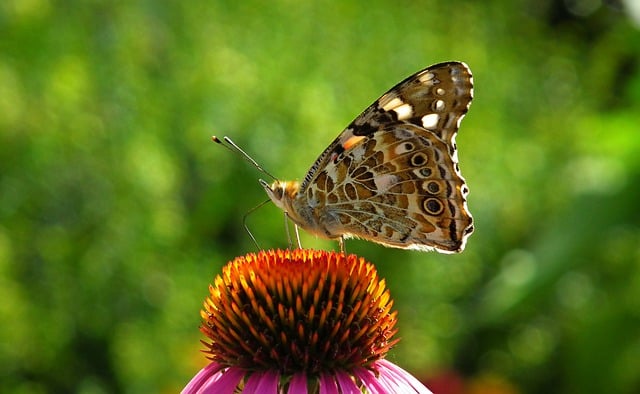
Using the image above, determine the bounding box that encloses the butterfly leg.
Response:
[284,212,293,249]
[293,223,302,249]
[339,236,346,254]
[283,212,303,249]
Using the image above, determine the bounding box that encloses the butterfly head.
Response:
[259,179,300,212]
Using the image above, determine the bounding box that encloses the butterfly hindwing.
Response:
[307,121,473,252]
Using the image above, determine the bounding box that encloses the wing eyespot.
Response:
[410,152,428,167]
[422,198,444,216]
[424,181,441,195]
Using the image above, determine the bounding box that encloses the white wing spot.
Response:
[422,113,440,128]
[381,97,404,111]
[418,72,435,83]
[374,174,398,191]
[436,88,446,95]
[350,144,366,161]
[393,103,413,120]
[394,142,414,154]
[434,100,445,111]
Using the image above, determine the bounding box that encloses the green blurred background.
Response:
[2,0,639,393]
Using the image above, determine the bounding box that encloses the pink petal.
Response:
[243,371,264,393]
[319,373,339,394]
[374,367,412,393]
[242,370,279,394]
[334,370,361,394]
[184,365,245,394]
[182,363,226,394]
[206,367,245,393]
[351,367,390,394]
[288,373,308,394]
[376,360,433,394]
[248,370,280,394]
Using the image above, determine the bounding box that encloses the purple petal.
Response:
[182,364,245,394]
[375,360,433,394]
[182,363,226,394]
[243,371,264,393]
[207,367,245,393]
[288,373,308,394]
[252,370,280,393]
[374,367,413,393]
[334,370,361,394]
[352,367,390,394]
[319,373,339,394]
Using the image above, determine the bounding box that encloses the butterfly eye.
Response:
[273,185,284,199]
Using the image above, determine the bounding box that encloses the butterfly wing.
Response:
[298,62,474,252]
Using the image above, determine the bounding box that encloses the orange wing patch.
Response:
[343,135,366,151]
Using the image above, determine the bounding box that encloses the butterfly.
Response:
[217,61,474,253]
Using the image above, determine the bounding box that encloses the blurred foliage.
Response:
[1,0,639,393]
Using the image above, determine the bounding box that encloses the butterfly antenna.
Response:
[212,136,278,181]
[242,198,273,250]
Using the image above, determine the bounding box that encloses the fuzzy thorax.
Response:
[260,179,338,239]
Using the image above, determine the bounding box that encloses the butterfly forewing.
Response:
[300,62,472,191]
[266,62,474,253]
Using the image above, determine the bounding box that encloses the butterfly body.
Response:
[262,61,474,253]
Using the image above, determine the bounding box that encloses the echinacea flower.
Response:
[182,249,433,394]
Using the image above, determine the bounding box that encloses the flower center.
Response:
[200,249,399,376]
